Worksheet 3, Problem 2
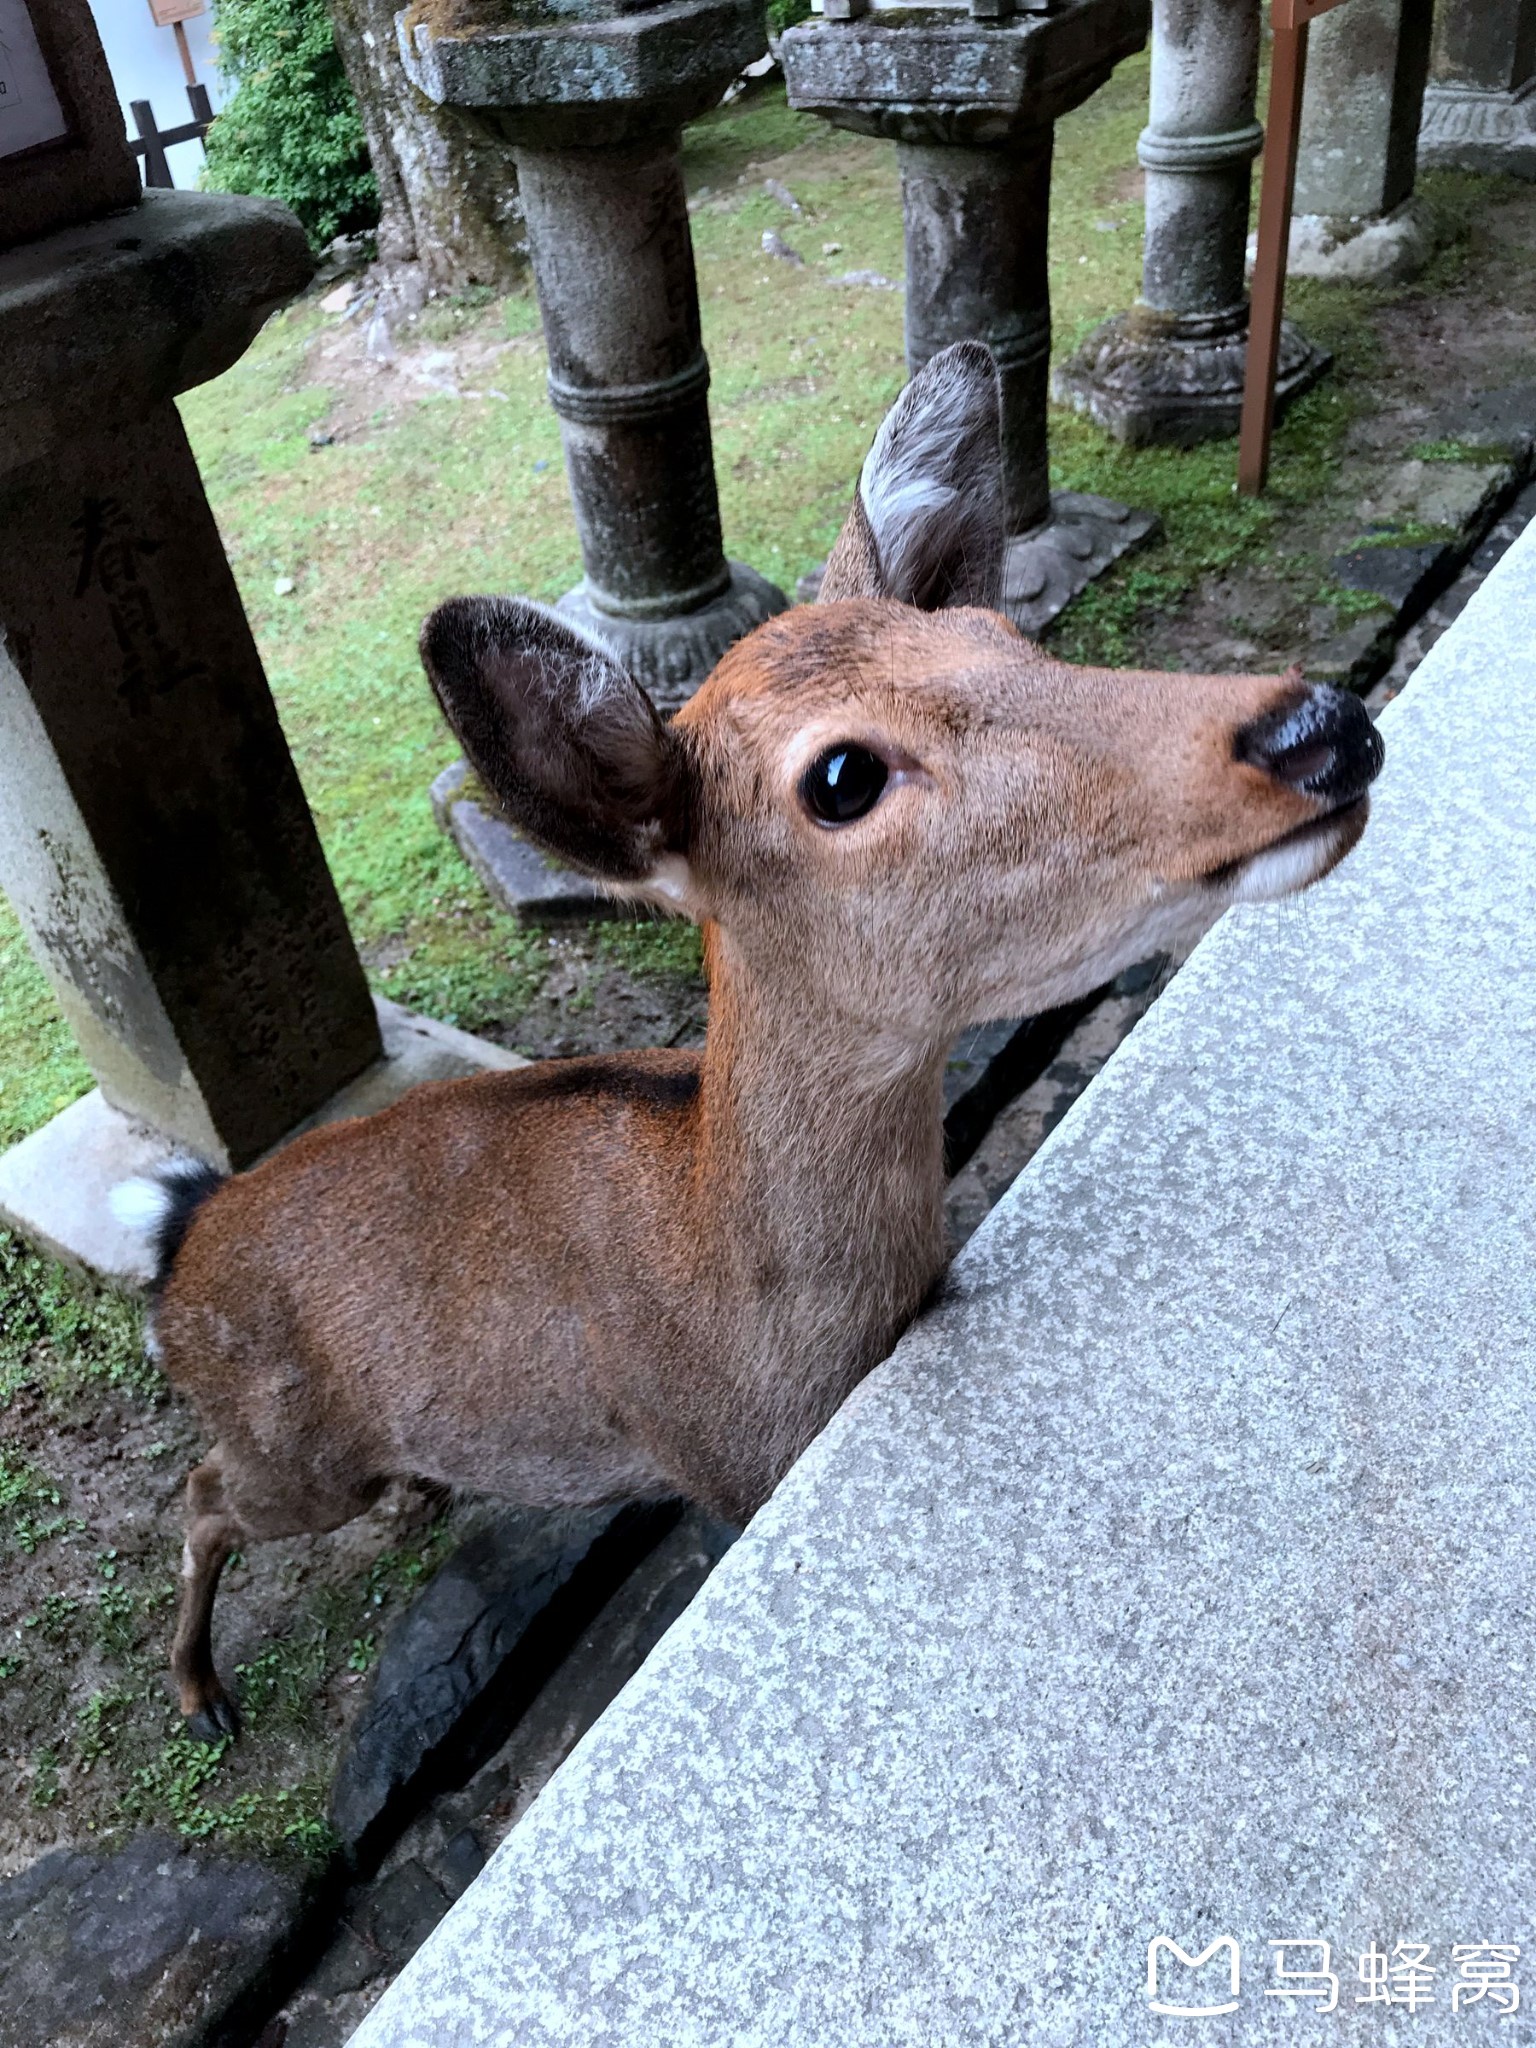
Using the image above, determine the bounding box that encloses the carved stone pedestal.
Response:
[400,1,786,707]
[1420,0,1536,181]
[784,0,1157,637]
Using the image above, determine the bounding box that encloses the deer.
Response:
[110,343,1383,1741]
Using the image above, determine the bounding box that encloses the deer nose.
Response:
[1234,684,1384,807]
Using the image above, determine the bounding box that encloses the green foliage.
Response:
[766,0,813,36]
[204,0,377,248]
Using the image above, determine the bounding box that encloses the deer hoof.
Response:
[184,1690,241,1744]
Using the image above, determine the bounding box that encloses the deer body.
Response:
[114,347,1383,1738]
[163,1020,944,1534]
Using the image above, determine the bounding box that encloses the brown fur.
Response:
[145,349,1379,1733]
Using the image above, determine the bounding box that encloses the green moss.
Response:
[0,1231,151,1410]
[599,916,706,984]
[0,1445,80,1557]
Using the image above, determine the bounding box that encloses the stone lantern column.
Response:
[1054,0,1327,446]
[399,1,787,709]
[1420,0,1536,181]
[1287,0,1437,283]
[783,0,1158,638]
[0,0,520,1284]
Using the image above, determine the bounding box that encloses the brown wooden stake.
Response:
[1239,0,1358,493]
[1238,13,1310,493]
[173,17,197,89]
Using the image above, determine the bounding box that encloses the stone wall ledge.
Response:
[352,519,1536,2046]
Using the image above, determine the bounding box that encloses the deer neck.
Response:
[693,927,950,1326]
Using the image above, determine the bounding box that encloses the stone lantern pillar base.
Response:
[1053,304,1330,449]
[1283,193,1442,284]
[0,1000,525,1292]
[1420,81,1536,179]
[1002,493,1159,636]
[557,561,789,711]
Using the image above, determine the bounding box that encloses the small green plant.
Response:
[203,0,377,249]
[76,1690,135,1772]
[25,1592,81,1642]
[0,1654,23,1683]
[1409,438,1504,466]
[0,1445,81,1555]
[599,915,706,983]
[30,1747,60,1809]
[96,1581,141,1659]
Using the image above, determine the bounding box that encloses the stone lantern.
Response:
[398,0,788,709]
[781,0,1157,636]
[1054,0,1328,447]
[0,0,519,1283]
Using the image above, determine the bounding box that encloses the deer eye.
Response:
[801,744,889,826]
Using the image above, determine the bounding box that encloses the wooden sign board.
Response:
[0,0,139,254]
[0,0,70,159]
[146,0,205,24]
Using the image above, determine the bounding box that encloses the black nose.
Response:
[1234,685,1384,807]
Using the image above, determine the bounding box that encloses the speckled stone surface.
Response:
[350,525,1536,2046]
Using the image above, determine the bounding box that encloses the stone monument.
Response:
[1286,0,1437,283]
[782,0,1158,636]
[398,0,787,710]
[0,0,519,1284]
[1054,0,1328,447]
[1420,0,1536,181]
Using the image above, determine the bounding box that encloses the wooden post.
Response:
[1238,0,1354,494]
[172,17,197,88]
[131,99,172,189]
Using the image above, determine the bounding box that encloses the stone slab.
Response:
[352,524,1536,2041]
[430,760,615,925]
[331,1504,679,1863]
[0,188,314,476]
[1328,539,1448,612]
[0,1830,316,2048]
[0,998,525,1290]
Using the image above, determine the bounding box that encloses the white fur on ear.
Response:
[607,851,704,921]
[857,341,1004,610]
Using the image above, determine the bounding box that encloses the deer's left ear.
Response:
[420,596,702,917]
[819,340,1005,611]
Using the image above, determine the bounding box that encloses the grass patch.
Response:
[0,1231,151,1410]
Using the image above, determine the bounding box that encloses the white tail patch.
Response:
[109,1176,174,1240]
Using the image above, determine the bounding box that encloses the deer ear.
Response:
[421,597,697,911]
[819,340,1005,611]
